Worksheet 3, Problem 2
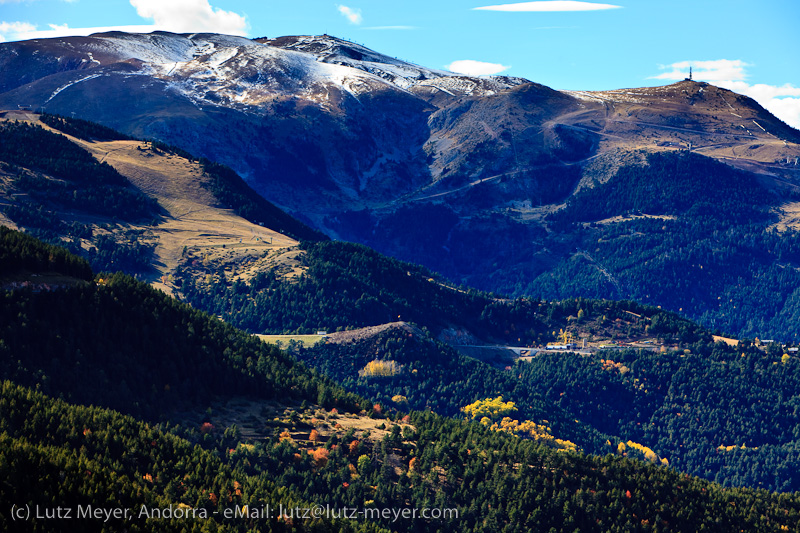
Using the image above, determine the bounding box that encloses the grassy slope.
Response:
[0,113,316,295]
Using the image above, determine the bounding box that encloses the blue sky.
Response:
[1,0,799,127]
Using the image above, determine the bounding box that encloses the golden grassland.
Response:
[255,334,327,347]
[1,112,304,295]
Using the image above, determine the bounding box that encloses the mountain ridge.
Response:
[2,32,796,218]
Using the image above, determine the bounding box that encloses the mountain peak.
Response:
[260,34,530,95]
[564,79,800,145]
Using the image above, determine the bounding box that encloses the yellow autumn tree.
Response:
[392,394,408,405]
[621,440,667,465]
[464,398,577,452]
[359,360,400,377]
[461,396,517,421]
[489,417,577,452]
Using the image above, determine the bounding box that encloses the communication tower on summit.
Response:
[685,66,693,81]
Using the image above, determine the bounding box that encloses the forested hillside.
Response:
[292,319,800,493]
[294,323,608,452]
[0,270,360,420]
[178,239,707,346]
[4,229,800,532]
[0,119,159,274]
[40,112,134,141]
[519,344,800,491]
[0,120,158,220]
[0,114,324,282]
[0,225,92,280]
[0,381,383,533]
[206,403,800,533]
[175,235,800,491]
[550,151,774,224]
[525,151,800,340]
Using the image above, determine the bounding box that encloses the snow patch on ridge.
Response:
[47,32,529,111]
[43,73,103,104]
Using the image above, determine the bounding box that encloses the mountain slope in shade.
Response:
[3,32,800,338]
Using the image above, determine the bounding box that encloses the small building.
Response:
[545,343,577,350]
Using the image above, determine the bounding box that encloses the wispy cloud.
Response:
[650,59,800,130]
[474,1,621,12]
[447,59,510,76]
[337,5,363,25]
[362,25,417,31]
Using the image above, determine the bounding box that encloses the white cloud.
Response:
[763,95,800,132]
[474,1,621,12]
[1,0,248,42]
[447,59,510,76]
[651,59,750,83]
[337,5,363,25]
[13,23,160,40]
[717,81,800,131]
[0,21,36,42]
[0,21,35,39]
[129,0,247,35]
[650,59,800,130]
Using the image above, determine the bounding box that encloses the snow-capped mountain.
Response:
[0,31,528,114]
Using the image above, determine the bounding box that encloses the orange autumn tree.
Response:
[309,448,330,467]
